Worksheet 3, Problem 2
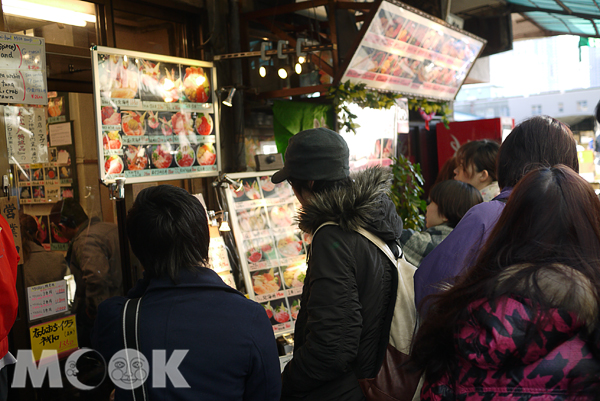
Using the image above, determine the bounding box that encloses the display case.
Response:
[91,46,220,184]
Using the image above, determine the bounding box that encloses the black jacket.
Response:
[281,167,403,401]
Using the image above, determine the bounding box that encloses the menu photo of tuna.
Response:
[275,232,305,259]
[348,46,379,74]
[288,296,301,320]
[252,267,281,296]
[31,167,44,182]
[20,187,31,199]
[121,111,146,136]
[158,111,174,136]
[61,188,74,199]
[124,145,149,171]
[105,155,124,175]
[48,97,64,118]
[45,167,58,180]
[102,131,122,151]
[181,66,211,103]
[33,186,44,199]
[139,59,181,103]
[238,208,269,232]
[245,237,277,265]
[282,263,306,290]
[98,54,139,100]
[262,299,291,325]
[259,177,292,199]
[101,106,121,126]
[384,15,407,40]
[175,145,195,167]
[196,143,216,166]
[18,168,29,182]
[195,112,213,136]
[269,204,295,228]
[149,143,174,169]
[172,111,196,142]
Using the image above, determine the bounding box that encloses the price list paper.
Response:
[0,32,47,105]
[5,106,48,164]
[26,280,69,321]
[226,173,309,335]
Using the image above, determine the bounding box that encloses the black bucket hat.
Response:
[271,127,350,184]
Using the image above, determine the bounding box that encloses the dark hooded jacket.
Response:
[281,167,403,401]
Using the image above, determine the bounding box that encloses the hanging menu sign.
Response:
[92,46,221,184]
[0,32,47,105]
[26,280,69,321]
[226,173,308,335]
[5,106,48,164]
[341,0,485,101]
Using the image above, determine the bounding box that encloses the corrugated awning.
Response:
[507,0,600,37]
[555,114,596,130]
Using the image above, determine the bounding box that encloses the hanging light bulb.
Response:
[278,66,288,79]
[295,61,303,75]
[259,65,268,78]
[298,56,306,64]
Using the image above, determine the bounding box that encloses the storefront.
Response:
[0,0,489,398]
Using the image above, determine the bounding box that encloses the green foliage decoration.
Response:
[327,81,402,134]
[389,154,426,231]
[407,98,451,129]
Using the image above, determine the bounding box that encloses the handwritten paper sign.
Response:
[26,280,69,321]
[0,197,22,261]
[0,32,47,105]
[48,122,72,146]
[5,106,48,164]
[29,315,78,362]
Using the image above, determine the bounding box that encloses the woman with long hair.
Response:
[411,165,600,400]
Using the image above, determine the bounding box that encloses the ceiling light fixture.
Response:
[2,0,96,27]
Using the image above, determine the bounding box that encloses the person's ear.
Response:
[478,169,489,183]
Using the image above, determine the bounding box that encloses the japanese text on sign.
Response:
[5,106,48,164]
[29,315,78,362]
[0,198,22,261]
[27,280,69,321]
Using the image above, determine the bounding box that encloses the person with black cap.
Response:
[275,128,404,401]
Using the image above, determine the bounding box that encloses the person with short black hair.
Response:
[453,139,500,201]
[415,116,579,312]
[93,185,281,401]
[275,128,404,401]
[49,198,121,347]
[400,180,483,266]
[20,214,67,288]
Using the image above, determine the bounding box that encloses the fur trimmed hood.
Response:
[297,167,403,241]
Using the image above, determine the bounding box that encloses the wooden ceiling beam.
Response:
[256,84,331,100]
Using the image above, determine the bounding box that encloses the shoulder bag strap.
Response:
[123,297,148,401]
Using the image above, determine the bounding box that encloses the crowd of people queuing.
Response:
[1,105,600,401]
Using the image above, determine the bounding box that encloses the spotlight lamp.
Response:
[219,211,231,232]
[259,65,268,78]
[222,87,236,107]
[278,65,291,79]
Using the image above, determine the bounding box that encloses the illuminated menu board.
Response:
[225,172,308,336]
[91,46,220,184]
[341,0,486,101]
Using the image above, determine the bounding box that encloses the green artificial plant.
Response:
[407,98,451,129]
[389,154,426,231]
[327,81,402,134]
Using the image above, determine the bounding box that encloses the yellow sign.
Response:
[29,315,78,362]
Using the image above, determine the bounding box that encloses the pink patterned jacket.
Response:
[422,266,600,400]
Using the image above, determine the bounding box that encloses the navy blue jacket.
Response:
[93,268,281,401]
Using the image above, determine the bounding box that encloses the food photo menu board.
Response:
[91,46,220,184]
[225,172,309,335]
[341,0,486,101]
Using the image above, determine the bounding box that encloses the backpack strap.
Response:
[123,297,148,401]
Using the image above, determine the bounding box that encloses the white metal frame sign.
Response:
[91,46,221,184]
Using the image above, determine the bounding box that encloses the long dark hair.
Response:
[497,116,579,189]
[411,166,600,386]
[455,139,499,181]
